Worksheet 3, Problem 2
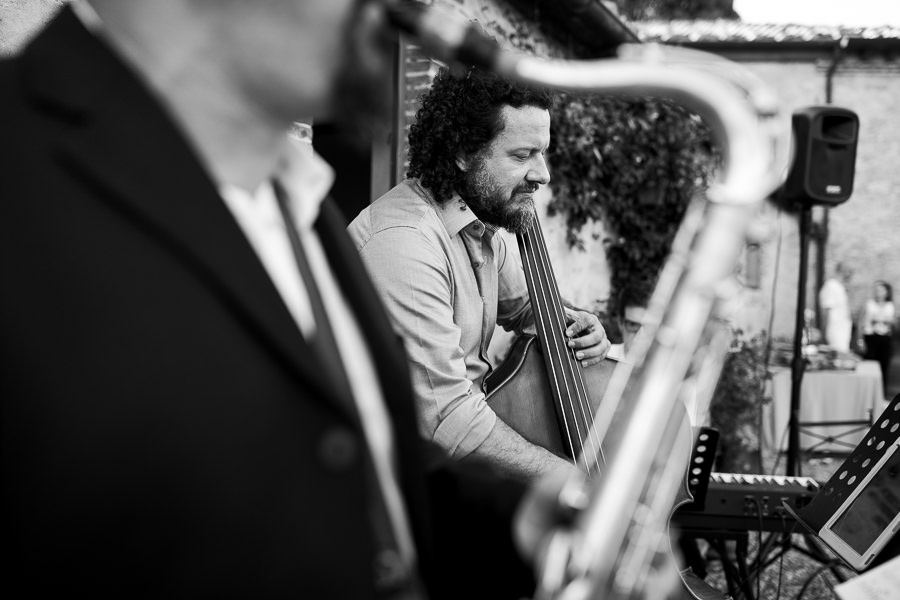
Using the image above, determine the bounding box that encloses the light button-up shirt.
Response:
[348,179,534,457]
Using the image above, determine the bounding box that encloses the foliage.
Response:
[613,0,739,20]
[546,92,717,297]
[710,329,770,473]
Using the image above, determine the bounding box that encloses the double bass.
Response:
[481,173,706,597]
[483,216,621,475]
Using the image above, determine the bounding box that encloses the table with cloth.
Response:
[761,360,884,455]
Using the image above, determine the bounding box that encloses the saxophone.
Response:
[385,2,793,598]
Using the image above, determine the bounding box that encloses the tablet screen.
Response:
[830,448,900,554]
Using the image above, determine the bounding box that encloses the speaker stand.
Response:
[787,204,813,477]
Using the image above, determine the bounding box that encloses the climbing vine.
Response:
[546,92,719,309]
[546,93,769,464]
[710,329,771,473]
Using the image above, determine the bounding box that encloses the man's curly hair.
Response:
[406,66,552,204]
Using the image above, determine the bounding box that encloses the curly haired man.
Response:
[347,67,611,482]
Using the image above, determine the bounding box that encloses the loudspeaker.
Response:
[780,106,859,207]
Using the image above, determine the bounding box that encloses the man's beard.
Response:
[460,161,537,234]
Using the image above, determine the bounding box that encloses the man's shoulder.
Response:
[348,179,442,235]
[375,179,431,205]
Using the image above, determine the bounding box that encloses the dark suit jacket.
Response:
[0,7,532,599]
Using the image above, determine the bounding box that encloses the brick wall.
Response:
[829,59,900,334]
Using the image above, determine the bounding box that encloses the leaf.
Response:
[548,91,719,293]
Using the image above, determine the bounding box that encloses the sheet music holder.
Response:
[783,393,900,572]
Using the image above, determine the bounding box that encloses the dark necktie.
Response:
[271,179,353,398]
[271,180,421,599]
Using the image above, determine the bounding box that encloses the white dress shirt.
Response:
[220,139,417,568]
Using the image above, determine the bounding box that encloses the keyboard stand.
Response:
[678,528,853,600]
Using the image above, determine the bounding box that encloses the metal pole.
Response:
[787,205,812,476]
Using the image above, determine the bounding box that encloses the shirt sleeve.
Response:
[356,226,497,457]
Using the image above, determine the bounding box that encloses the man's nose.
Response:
[527,155,550,185]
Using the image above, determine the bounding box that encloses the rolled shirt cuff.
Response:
[432,392,498,458]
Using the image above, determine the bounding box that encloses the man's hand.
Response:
[565,309,610,367]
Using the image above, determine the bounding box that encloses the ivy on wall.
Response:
[546,92,718,312]
[546,91,771,467]
[709,330,770,473]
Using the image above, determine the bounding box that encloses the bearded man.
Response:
[347,67,611,483]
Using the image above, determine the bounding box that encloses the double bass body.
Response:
[485,332,619,461]
[481,220,643,474]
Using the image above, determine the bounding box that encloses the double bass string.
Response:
[519,214,605,474]
[530,220,605,470]
[519,229,580,458]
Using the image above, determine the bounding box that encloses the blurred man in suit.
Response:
[0,2,571,597]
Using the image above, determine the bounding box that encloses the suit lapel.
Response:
[21,7,340,404]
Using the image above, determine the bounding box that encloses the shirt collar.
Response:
[412,180,492,240]
[274,136,335,228]
[219,135,334,229]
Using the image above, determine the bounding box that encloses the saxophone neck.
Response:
[498,43,790,207]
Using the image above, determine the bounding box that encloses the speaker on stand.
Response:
[776,106,860,477]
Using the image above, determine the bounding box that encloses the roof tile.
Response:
[632,20,900,44]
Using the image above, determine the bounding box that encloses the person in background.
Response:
[606,278,717,587]
[860,280,895,398]
[347,66,611,484]
[609,279,655,360]
[819,261,853,352]
[0,2,575,598]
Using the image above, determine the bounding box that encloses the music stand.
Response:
[783,393,900,571]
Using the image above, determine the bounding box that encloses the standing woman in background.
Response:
[861,280,895,398]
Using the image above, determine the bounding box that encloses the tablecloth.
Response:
[761,360,884,454]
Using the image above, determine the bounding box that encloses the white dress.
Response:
[819,277,852,352]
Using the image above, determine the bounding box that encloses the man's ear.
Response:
[455,153,470,172]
